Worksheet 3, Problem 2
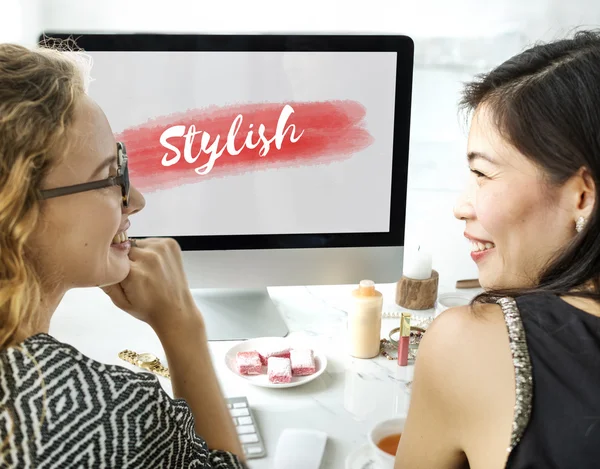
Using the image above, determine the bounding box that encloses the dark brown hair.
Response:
[460,29,600,303]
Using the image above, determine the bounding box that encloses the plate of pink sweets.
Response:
[225,337,327,388]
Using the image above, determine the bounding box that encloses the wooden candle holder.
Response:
[395,270,439,310]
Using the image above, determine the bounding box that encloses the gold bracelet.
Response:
[118,349,171,379]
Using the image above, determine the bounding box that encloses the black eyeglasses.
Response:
[39,141,130,207]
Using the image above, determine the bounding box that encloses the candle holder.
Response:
[395,270,439,310]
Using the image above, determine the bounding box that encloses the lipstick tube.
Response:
[398,313,411,366]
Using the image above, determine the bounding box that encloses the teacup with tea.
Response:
[368,417,405,469]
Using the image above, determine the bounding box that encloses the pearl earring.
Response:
[576,216,587,233]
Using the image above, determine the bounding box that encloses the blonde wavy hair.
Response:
[0,40,92,350]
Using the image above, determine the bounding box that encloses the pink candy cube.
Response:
[290,349,316,376]
[267,357,292,384]
[236,351,262,375]
[258,346,291,366]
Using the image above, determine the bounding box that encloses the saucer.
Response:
[224,337,327,388]
[345,443,379,469]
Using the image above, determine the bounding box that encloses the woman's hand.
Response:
[101,237,202,332]
[103,238,244,458]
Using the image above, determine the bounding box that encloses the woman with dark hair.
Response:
[395,30,600,468]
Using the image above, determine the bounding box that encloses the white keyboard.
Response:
[227,396,266,459]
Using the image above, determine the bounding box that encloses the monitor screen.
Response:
[47,35,413,251]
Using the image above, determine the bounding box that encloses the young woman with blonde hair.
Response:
[0,42,246,468]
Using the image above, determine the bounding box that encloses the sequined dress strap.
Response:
[496,297,533,453]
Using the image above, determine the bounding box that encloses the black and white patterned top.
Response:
[0,333,247,469]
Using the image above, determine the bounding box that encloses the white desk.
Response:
[49,281,477,468]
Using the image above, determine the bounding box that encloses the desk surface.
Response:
[49,282,475,468]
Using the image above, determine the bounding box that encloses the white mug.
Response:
[367,417,406,469]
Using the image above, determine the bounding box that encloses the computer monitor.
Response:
[42,33,414,340]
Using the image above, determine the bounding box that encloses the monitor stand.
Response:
[189,288,289,341]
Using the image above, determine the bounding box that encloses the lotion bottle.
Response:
[348,280,383,358]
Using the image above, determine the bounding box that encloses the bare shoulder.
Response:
[416,302,514,410]
[396,302,516,468]
[421,302,507,359]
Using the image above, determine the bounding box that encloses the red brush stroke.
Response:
[116,100,374,192]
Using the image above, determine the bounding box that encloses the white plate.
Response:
[345,444,379,469]
[224,337,327,388]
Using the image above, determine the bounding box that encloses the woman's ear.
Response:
[576,167,596,219]
[569,167,596,234]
